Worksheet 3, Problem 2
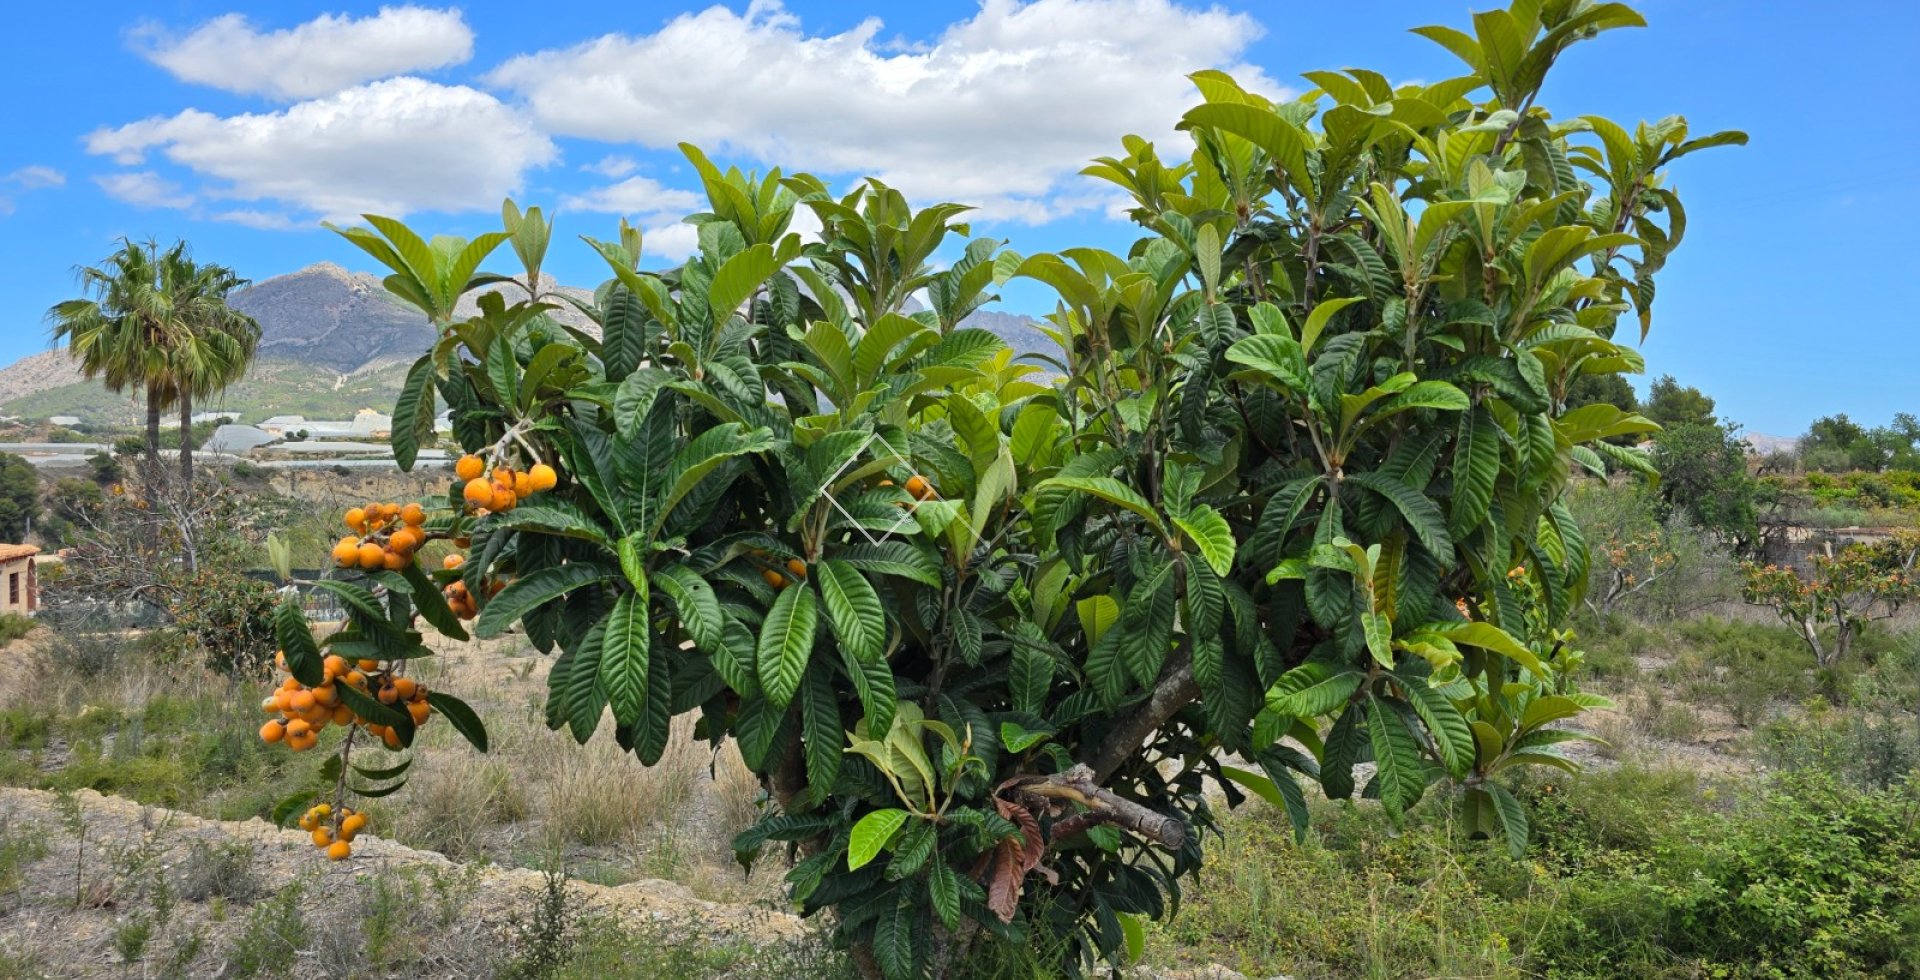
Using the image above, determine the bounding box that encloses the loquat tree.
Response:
[263,1,1739,974]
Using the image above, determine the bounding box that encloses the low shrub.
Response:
[0,613,33,650]
[1149,767,1920,979]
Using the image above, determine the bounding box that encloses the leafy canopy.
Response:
[276,1,1740,974]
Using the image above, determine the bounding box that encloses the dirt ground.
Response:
[0,785,807,978]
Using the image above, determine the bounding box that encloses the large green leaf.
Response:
[390,355,436,472]
[274,600,324,687]
[847,808,909,871]
[600,592,651,727]
[1449,405,1500,537]
[1224,334,1307,393]
[1345,472,1452,560]
[473,563,617,639]
[1367,697,1429,819]
[1265,662,1364,717]
[835,542,942,588]
[1171,504,1236,577]
[1299,296,1365,354]
[1396,671,1474,779]
[1485,783,1529,857]
[757,584,817,710]
[1181,102,1314,202]
[817,559,885,663]
[651,424,778,538]
[493,503,614,547]
[1038,476,1164,533]
[707,243,779,327]
[651,565,724,653]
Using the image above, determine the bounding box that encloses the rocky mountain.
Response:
[228,262,596,373]
[0,350,86,407]
[226,263,433,373]
[2,262,1049,422]
[1743,431,1798,455]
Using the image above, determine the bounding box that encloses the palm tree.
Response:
[46,240,259,487]
[159,254,258,484]
[49,240,183,487]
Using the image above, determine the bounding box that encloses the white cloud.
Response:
[95,171,195,209]
[5,166,65,189]
[581,155,640,179]
[562,175,704,215]
[214,209,301,230]
[134,6,474,99]
[84,77,556,221]
[487,0,1280,222]
[641,221,701,263]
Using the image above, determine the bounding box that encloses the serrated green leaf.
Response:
[600,592,651,727]
[817,559,885,663]
[1172,504,1236,576]
[757,584,817,710]
[848,808,910,871]
[473,563,616,639]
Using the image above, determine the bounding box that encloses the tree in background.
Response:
[1567,480,1733,619]
[165,259,260,485]
[1799,412,1920,473]
[46,239,258,489]
[1564,372,1638,414]
[0,453,39,542]
[1743,532,1920,689]
[1642,374,1717,430]
[1650,420,1758,552]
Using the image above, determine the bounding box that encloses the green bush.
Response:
[0,613,33,650]
[1152,767,1920,979]
[1536,771,1920,977]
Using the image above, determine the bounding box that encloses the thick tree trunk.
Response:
[178,393,193,487]
[143,384,163,491]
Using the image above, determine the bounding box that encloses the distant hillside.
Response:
[2,356,415,425]
[965,310,1054,357]
[229,262,597,372]
[2,260,1051,421]
[1744,432,1798,455]
[0,350,86,405]
[228,263,434,372]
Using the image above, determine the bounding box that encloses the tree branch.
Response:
[1012,765,1185,850]
[1079,652,1200,786]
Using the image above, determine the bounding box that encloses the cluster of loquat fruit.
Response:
[438,552,501,619]
[258,651,434,753]
[330,500,431,571]
[297,802,368,861]
[456,453,557,514]
[760,555,809,590]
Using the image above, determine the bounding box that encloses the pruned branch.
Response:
[1008,764,1185,851]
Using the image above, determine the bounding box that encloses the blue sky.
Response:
[2,1,1915,437]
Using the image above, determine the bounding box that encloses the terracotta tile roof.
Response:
[0,544,41,563]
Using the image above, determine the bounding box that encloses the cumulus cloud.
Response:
[84,77,556,221]
[134,6,474,99]
[581,155,641,179]
[561,175,704,215]
[487,0,1280,221]
[95,171,195,209]
[641,221,701,263]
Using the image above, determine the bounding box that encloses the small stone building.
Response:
[0,544,40,617]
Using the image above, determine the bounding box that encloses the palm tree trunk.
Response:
[144,382,164,490]
[178,393,193,486]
